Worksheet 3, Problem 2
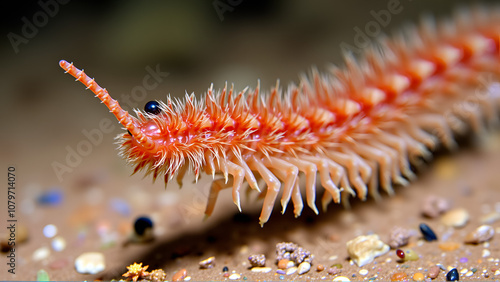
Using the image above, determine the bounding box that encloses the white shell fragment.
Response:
[75,252,106,274]
[251,267,272,273]
[297,262,311,275]
[464,225,495,244]
[346,234,390,267]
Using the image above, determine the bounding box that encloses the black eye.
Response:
[144,101,161,115]
[134,216,153,236]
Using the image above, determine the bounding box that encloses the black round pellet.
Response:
[419,223,438,241]
[134,216,153,236]
[222,266,229,272]
[446,268,459,281]
[144,101,161,115]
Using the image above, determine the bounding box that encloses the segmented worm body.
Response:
[60,7,500,226]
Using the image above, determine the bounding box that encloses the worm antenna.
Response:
[59,60,157,151]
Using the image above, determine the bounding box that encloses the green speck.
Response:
[471,268,477,273]
[401,264,410,268]
[37,269,50,281]
[330,263,343,269]
[243,276,247,280]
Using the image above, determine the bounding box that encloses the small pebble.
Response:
[184,276,191,281]
[402,249,419,261]
[388,227,411,249]
[172,269,187,281]
[276,269,286,275]
[51,237,66,252]
[251,267,272,273]
[223,273,229,278]
[109,198,131,216]
[459,257,468,263]
[327,266,342,275]
[441,208,469,228]
[74,252,105,274]
[278,259,290,269]
[413,272,425,281]
[390,272,408,281]
[222,266,229,272]
[446,268,459,281]
[422,195,450,218]
[419,223,438,241]
[331,263,343,269]
[480,212,500,224]
[229,273,241,280]
[286,266,298,275]
[16,225,29,243]
[482,249,491,257]
[37,269,50,281]
[359,269,369,276]
[332,276,351,281]
[316,264,325,272]
[248,254,266,267]
[43,224,58,238]
[438,242,460,251]
[49,258,68,270]
[298,261,311,275]
[33,247,50,261]
[465,270,473,277]
[428,265,440,279]
[199,256,215,269]
[346,234,390,267]
[494,269,500,276]
[37,188,63,206]
[460,268,468,274]
[1,239,10,252]
[464,225,495,244]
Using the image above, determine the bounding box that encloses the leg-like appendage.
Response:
[282,156,318,214]
[291,181,303,217]
[262,157,298,214]
[352,143,393,195]
[300,155,346,211]
[327,150,369,200]
[205,178,232,217]
[227,161,245,212]
[248,156,281,227]
[415,114,457,150]
[378,132,416,181]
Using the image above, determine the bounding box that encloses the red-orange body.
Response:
[60,7,500,226]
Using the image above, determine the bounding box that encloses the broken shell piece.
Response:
[464,225,495,244]
[346,234,390,267]
[199,256,215,269]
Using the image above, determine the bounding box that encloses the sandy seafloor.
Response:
[0,1,499,281]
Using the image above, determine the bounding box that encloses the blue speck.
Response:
[279,275,284,280]
[37,188,63,206]
[109,198,131,216]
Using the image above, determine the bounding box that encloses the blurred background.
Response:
[0,0,498,280]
